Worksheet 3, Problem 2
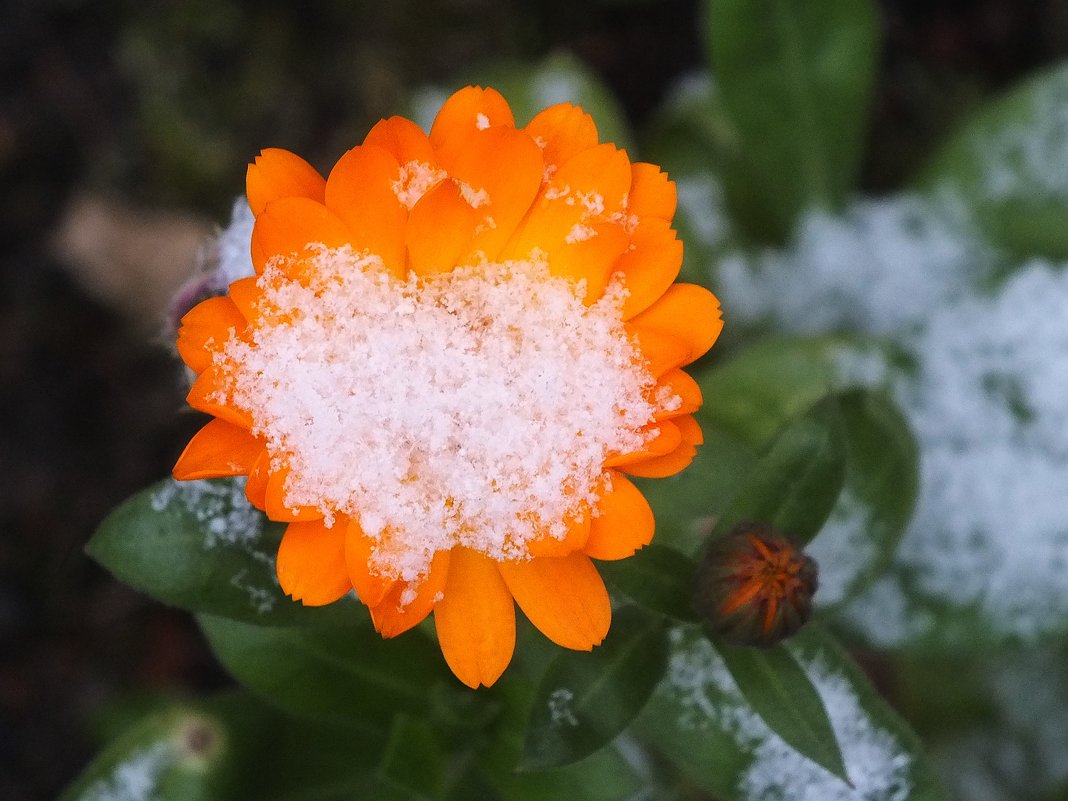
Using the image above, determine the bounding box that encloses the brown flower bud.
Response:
[693,522,818,647]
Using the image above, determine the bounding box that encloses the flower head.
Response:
[693,522,819,647]
[173,86,722,687]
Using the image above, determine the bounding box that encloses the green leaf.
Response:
[635,424,760,557]
[197,613,443,729]
[634,624,952,801]
[918,63,1068,261]
[74,691,389,801]
[88,478,362,626]
[378,715,447,799]
[707,0,879,241]
[713,396,847,545]
[644,73,738,178]
[598,545,699,622]
[713,638,848,783]
[519,606,668,770]
[642,74,738,284]
[411,51,633,152]
[492,746,653,801]
[699,335,901,447]
[896,646,1068,801]
[808,390,920,607]
[696,338,921,605]
[477,657,659,801]
[60,706,237,801]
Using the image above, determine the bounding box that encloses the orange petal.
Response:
[505,143,632,262]
[276,519,352,606]
[173,418,261,480]
[345,520,396,607]
[227,276,262,322]
[186,368,253,430]
[500,145,633,300]
[264,466,324,523]
[176,296,246,374]
[618,219,683,320]
[549,221,630,303]
[434,547,516,689]
[436,126,543,261]
[405,180,480,275]
[620,443,697,479]
[585,473,654,560]
[526,513,591,558]
[246,149,326,216]
[675,414,704,446]
[525,103,599,174]
[605,419,683,468]
[627,325,693,378]
[498,552,611,650]
[552,143,633,217]
[250,197,353,275]
[429,86,515,150]
[363,116,435,164]
[324,145,407,275]
[245,449,270,510]
[653,368,703,420]
[250,235,269,277]
[628,284,724,365]
[628,163,676,221]
[371,549,451,638]
[621,415,703,479]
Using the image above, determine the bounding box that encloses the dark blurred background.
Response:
[2,1,1068,798]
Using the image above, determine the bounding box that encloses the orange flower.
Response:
[173,86,722,688]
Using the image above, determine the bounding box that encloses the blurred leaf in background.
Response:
[706,0,879,242]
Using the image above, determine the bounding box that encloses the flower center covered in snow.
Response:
[213,245,660,581]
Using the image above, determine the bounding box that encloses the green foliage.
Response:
[713,637,849,782]
[64,692,393,801]
[88,478,361,626]
[377,716,448,799]
[598,545,700,622]
[918,63,1068,261]
[641,77,739,284]
[636,425,759,556]
[710,396,847,545]
[823,390,919,605]
[636,625,951,801]
[196,614,445,729]
[60,706,237,801]
[520,606,668,769]
[706,0,879,242]
[700,335,902,446]
[695,339,921,610]
[898,647,1068,801]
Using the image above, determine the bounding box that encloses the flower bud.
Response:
[693,522,818,647]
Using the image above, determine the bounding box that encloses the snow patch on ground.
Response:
[897,262,1068,638]
[712,189,1068,639]
[716,194,991,335]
